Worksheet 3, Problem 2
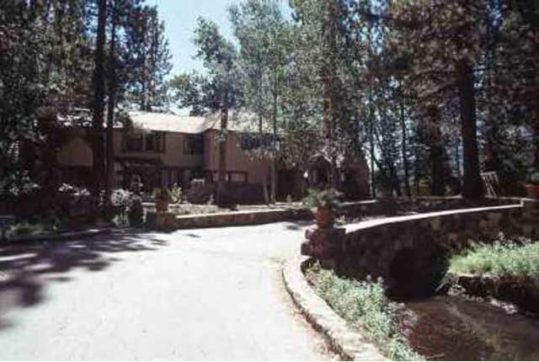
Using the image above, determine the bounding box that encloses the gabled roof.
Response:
[127,111,266,134]
[127,112,210,134]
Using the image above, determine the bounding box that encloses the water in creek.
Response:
[398,295,539,360]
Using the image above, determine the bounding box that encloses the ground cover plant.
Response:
[306,264,422,361]
[450,238,539,281]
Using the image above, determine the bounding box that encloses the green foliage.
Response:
[10,221,54,237]
[127,195,144,227]
[153,187,171,201]
[171,17,242,115]
[302,188,342,210]
[0,0,172,200]
[151,186,182,204]
[528,170,539,185]
[307,265,422,361]
[124,4,172,111]
[450,239,539,280]
[111,188,143,227]
[168,185,182,203]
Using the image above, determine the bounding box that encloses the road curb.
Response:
[282,256,386,361]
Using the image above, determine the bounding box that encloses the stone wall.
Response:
[144,197,528,231]
[338,196,521,218]
[303,199,538,297]
[147,208,311,230]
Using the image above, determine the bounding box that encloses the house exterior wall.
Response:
[56,128,271,188]
[204,130,272,185]
[57,136,93,167]
[113,130,204,168]
[54,122,370,202]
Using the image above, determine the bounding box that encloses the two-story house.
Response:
[55,111,371,202]
[57,111,273,193]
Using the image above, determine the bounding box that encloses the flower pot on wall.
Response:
[314,207,336,229]
[525,184,539,199]
[156,198,170,213]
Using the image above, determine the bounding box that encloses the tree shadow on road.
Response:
[0,230,168,332]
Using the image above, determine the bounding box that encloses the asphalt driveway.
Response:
[0,222,333,360]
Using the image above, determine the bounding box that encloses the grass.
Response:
[450,239,539,280]
[306,265,422,361]
[8,221,58,237]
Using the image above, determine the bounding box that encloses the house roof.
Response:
[127,111,265,134]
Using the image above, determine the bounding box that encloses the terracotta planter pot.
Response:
[525,184,539,199]
[156,198,170,213]
[314,207,336,229]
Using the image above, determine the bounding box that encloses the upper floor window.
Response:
[123,131,165,153]
[123,133,143,152]
[184,134,204,155]
[240,133,276,151]
[145,132,166,152]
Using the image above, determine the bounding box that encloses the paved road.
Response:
[0,222,334,360]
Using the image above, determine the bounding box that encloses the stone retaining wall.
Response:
[174,208,310,229]
[338,197,520,218]
[146,197,527,231]
[303,199,538,297]
[147,208,311,230]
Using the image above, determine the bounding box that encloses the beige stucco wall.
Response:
[57,136,93,167]
[113,129,204,168]
[56,128,271,185]
[204,130,271,185]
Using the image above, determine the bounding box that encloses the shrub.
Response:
[111,188,143,227]
[128,195,144,227]
[302,188,342,210]
[307,265,422,361]
[527,169,539,185]
[168,184,182,203]
[57,183,93,218]
[450,237,539,280]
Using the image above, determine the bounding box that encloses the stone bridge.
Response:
[302,199,538,297]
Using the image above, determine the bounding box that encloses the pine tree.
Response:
[125,5,172,111]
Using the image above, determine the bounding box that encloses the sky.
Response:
[147,0,237,77]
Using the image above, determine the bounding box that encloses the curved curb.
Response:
[282,256,386,361]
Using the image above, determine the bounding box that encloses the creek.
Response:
[398,295,539,360]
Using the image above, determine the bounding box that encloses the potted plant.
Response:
[303,188,342,229]
[168,184,182,204]
[154,187,171,213]
[525,170,539,199]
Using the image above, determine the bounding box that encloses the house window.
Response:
[145,132,166,153]
[123,132,165,153]
[123,133,143,152]
[145,133,156,151]
[240,133,275,150]
[184,134,204,155]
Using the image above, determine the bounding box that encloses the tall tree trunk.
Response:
[534,124,539,169]
[399,98,411,197]
[259,113,269,205]
[270,73,278,204]
[322,0,338,189]
[256,59,269,205]
[532,105,539,169]
[427,105,445,196]
[456,60,484,199]
[216,91,228,207]
[369,90,376,198]
[455,141,462,180]
[105,0,117,218]
[390,165,402,197]
[91,0,107,202]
